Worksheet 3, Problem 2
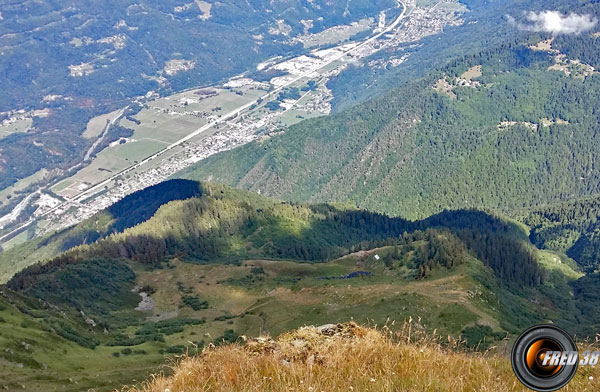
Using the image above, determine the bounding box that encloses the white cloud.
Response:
[508,11,597,35]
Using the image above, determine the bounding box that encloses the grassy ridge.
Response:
[0,250,587,391]
[7,182,545,293]
[126,322,600,392]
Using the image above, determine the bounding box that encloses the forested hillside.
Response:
[2,180,587,339]
[7,180,544,291]
[522,195,600,273]
[328,0,585,111]
[181,33,600,221]
[1,180,599,390]
[0,179,204,282]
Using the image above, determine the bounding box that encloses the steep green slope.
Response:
[521,194,600,273]
[0,251,507,391]
[180,37,600,220]
[0,181,584,337]
[0,284,167,391]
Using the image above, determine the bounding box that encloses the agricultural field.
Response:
[416,0,439,7]
[0,117,32,139]
[49,72,328,201]
[82,109,124,139]
[293,18,374,48]
[51,87,266,198]
[0,169,49,207]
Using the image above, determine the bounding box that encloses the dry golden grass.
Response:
[124,321,600,392]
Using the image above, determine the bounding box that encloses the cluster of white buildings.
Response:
[15,0,468,238]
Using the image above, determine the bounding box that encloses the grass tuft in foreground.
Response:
[125,321,600,392]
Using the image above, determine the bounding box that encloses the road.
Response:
[69,0,407,203]
[0,1,408,243]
